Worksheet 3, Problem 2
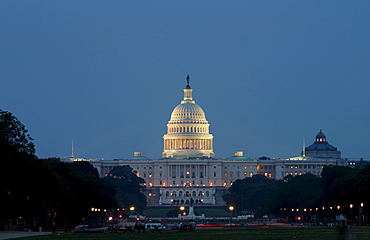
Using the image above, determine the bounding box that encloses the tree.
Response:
[106,166,146,213]
[0,109,35,155]
[320,166,353,206]
[0,110,61,229]
[223,175,279,216]
[46,159,117,227]
[271,174,322,213]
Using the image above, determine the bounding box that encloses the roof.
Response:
[306,142,337,151]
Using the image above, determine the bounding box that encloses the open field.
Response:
[7,226,370,240]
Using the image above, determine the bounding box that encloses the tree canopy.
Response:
[223,174,279,216]
[0,110,145,230]
[223,166,370,222]
[105,165,146,213]
[0,109,35,155]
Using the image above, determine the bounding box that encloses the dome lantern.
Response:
[315,129,327,142]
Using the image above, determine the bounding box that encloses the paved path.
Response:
[0,231,51,240]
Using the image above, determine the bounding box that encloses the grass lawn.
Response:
[12,226,370,240]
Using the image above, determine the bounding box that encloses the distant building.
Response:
[64,76,362,207]
[303,129,341,159]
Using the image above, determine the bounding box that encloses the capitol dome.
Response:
[169,103,208,124]
[162,76,214,159]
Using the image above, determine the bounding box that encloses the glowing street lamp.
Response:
[130,206,135,215]
[179,206,186,216]
[359,203,364,225]
[229,206,234,223]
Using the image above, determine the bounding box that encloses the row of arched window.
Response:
[165,190,210,197]
[168,126,208,133]
[172,112,203,119]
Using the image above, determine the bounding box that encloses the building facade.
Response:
[66,76,349,207]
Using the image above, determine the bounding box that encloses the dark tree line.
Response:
[223,166,370,222]
[0,110,146,230]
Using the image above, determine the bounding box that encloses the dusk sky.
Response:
[1,1,369,160]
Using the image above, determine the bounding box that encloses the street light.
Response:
[229,206,234,224]
[359,203,364,225]
[130,206,135,215]
[179,206,186,217]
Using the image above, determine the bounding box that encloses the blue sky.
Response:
[1,1,369,160]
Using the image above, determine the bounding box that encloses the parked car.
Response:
[145,223,165,230]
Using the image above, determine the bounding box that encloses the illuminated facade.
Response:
[68,76,347,207]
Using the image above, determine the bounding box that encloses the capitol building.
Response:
[66,76,360,207]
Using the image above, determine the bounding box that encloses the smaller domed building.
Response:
[304,129,341,159]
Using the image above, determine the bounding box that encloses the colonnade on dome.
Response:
[167,125,209,133]
[164,139,212,150]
